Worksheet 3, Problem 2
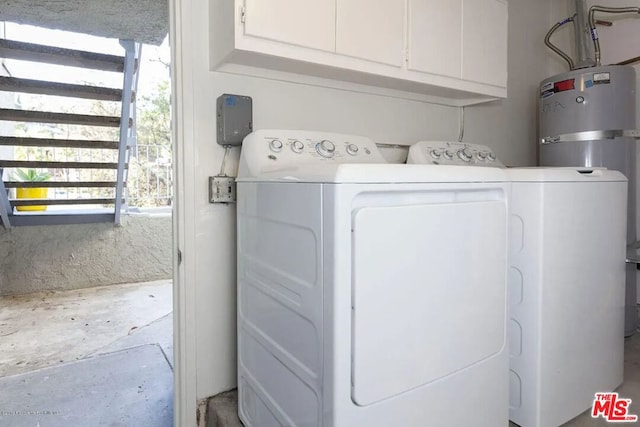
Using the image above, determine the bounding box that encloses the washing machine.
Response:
[507,167,626,427]
[539,65,638,337]
[408,141,627,427]
[237,130,510,427]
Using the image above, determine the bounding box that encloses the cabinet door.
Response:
[336,0,405,66]
[243,0,336,52]
[407,0,462,78]
[462,0,508,87]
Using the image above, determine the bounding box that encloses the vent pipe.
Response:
[574,0,596,68]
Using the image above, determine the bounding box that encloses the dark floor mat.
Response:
[0,344,173,427]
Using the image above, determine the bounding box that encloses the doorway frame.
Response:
[170,0,198,424]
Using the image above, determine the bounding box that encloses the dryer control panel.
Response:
[407,141,504,168]
[238,130,386,178]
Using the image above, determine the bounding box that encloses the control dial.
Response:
[443,150,455,160]
[430,149,442,159]
[291,140,304,153]
[316,140,336,158]
[457,148,473,162]
[486,152,496,162]
[476,152,487,161]
[269,139,283,152]
[346,144,359,156]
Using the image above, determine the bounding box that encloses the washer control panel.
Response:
[238,130,386,178]
[407,141,504,168]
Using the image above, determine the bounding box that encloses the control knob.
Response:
[430,149,442,159]
[476,152,487,161]
[457,148,473,162]
[269,139,283,152]
[443,150,455,160]
[291,140,304,153]
[346,144,359,156]
[316,140,336,158]
[486,152,496,162]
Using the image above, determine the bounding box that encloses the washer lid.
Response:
[507,167,627,182]
[238,163,508,183]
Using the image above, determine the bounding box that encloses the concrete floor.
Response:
[0,280,173,426]
[0,280,172,377]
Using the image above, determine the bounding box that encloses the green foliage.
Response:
[137,80,170,148]
[127,79,172,207]
[14,168,52,182]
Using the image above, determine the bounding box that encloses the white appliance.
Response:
[408,141,628,427]
[407,140,505,168]
[237,130,510,427]
[508,167,627,427]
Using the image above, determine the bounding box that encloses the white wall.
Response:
[172,0,555,421]
[465,0,555,167]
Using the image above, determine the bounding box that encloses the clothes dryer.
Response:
[237,130,510,427]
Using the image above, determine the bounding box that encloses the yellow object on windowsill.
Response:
[16,188,48,212]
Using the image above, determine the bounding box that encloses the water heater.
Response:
[539,65,638,336]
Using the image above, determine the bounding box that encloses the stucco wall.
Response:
[0,1,168,45]
[0,213,172,296]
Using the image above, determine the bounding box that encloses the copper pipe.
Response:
[589,6,640,66]
[617,55,640,66]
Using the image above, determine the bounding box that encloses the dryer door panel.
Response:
[351,199,507,406]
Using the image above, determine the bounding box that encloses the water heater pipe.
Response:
[545,16,576,70]
[589,5,640,66]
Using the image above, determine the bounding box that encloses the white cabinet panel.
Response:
[243,0,336,52]
[336,0,405,67]
[408,0,462,78]
[462,0,508,87]
[211,0,508,104]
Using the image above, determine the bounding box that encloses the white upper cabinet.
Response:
[408,0,462,78]
[462,0,508,87]
[409,0,508,88]
[243,0,336,52]
[211,0,509,106]
[336,0,405,67]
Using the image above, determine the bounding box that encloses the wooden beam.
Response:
[0,160,125,169]
[0,136,119,149]
[0,39,127,72]
[9,213,115,227]
[0,76,126,102]
[0,108,126,127]
[4,181,119,188]
[10,198,122,206]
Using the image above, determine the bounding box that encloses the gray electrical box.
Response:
[216,93,253,146]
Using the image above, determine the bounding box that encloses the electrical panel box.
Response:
[216,93,253,146]
[209,176,236,203]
